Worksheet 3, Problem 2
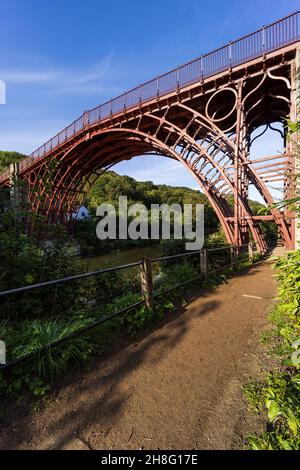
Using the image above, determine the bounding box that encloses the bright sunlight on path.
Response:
[0,252,281,450]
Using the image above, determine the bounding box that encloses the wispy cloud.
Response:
[0,122,67,154]
[0,52,115,94]
[0,70,64,83]
[114,157,196,187]
[121,160,182,179]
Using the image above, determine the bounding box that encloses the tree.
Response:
[0,151,26,172]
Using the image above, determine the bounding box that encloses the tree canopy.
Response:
[0,150,26,172]
[86,170,219,231]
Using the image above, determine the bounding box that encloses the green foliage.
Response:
[86,171,214,214]
[125,303,165,336]
[247,431,300,450]
[0,151,26,172]
[159,238,190,257]
[243,381,264,412]
[154,260,198,295]
[245,250,300,450]
[286,118,300,135]
[73,170,221,256]
[204,272,228,289]
[243,117,300,449]
[12,318,95,378]
[76,170,280,255]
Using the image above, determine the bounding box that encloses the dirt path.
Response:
[0,254,279,450]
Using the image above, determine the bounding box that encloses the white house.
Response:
[69,205,90,221]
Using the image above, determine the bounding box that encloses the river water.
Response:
[82,244,162,271]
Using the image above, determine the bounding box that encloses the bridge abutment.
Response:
[9,162,27,215]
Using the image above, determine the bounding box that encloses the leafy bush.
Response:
[154,260,199,295]
[12,318,95,378]
[0,316,96,394]
[159,238,190,258]
[245,250,300,450]
[0,151,26,172]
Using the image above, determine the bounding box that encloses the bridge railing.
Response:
[0,11,299,183]
[0,243,258,371]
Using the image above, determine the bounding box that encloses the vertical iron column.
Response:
[234,81,244,246]
[240,99,250,245]
[290,48,300,249]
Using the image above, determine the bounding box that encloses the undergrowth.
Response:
[244,250,300,450]
[0,255,244,399]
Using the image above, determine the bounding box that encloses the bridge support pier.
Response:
[234,80,251,248]
[233,81,243,247]
[9,162,22,210]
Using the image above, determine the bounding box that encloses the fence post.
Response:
[0,340,6,365]
[230,245,237,270]
[140,257,153,309]
[200,249,208,279]
[236,246,239,265]
[248,242,254,264]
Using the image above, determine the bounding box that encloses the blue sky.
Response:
[0,0,298,197]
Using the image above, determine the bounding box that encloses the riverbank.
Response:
[0,254,278,449]
[82,244,162,271]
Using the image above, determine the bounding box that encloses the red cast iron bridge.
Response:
[1,11,300,253]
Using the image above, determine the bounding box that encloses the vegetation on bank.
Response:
[75,170,278,255]
[0,206,239,399]
[0,151,272,405]
[0,208,249,399]
[0,247,229,398]
[0,151,26,172]
[244,252,300,450]
[0,176,228,399]
[73,171,221,255]
[0,152,278,255]
[243,122,300,450]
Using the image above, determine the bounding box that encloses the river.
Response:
[82,244,162,271]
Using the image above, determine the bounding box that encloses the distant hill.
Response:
[85,170,219,231]
[85,170,268,223]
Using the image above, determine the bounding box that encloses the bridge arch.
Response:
[28,104,275,253]
[21,94,293,255]
[33,127,234,245]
